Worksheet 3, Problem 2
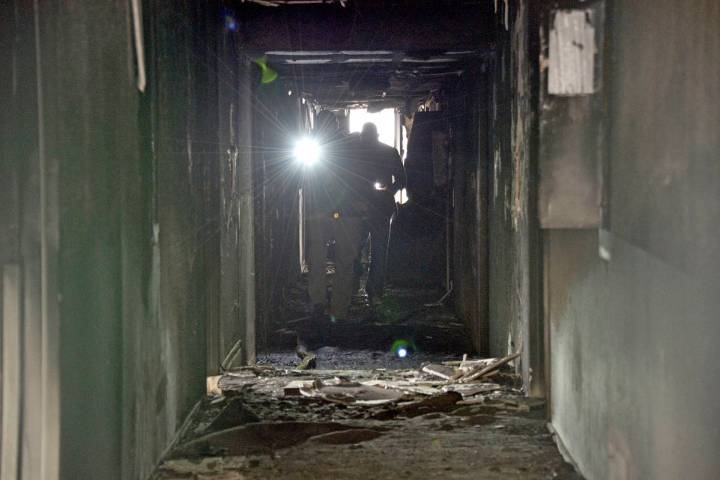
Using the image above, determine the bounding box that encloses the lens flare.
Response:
[252,56,278,84]
[294,138,321,167]
[224,15,238,32]
[391,339,414,358]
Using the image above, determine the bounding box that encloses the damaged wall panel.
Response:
[538,2,605,229]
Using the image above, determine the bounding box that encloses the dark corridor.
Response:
[2,1,719,479]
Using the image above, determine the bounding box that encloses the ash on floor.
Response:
[257,347,459,370]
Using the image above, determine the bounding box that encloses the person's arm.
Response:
[389,148,406,195]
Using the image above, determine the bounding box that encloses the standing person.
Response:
[357,122,406,305]
[303,111,368,322]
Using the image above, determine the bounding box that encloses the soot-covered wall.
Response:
[0,1,250,478]
[546,1,720,478]
[485,0,541,392]
[451,67,490,356]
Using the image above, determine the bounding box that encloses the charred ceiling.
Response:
[229,2,494,106]
[236,0,488,8]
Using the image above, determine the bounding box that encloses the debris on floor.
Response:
[457,351,522,383]
[218,352,523,403]
[392,390,463,418]
[205,398,260,433]
[154,285,575,479]
[421,363,456,380]
[298,378,407,405]
[173,421,365,457]
[295,339,317,370]
[296,351,317,370]
[153,351,579,480]
[307,428,383,445]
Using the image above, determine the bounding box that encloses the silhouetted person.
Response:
[303,111,366,321]
[357,122,406,304]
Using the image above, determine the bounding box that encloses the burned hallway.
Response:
[1,1,719,480]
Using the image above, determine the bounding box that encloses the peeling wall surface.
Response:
[1,1,250,478]
[548,1,720,478]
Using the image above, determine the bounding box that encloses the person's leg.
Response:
[330,216,364,320]
[367,214,391,302]
[307,216,329,308]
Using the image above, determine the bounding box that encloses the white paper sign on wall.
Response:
[548,9,598,96]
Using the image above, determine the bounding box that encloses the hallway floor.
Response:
[151,287,579,479]
[152,360,579,480]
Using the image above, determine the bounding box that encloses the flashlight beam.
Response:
[294,138,321,166]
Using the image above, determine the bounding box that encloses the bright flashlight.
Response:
[374,181,387,191]
[294,138,321,167]
[397,347,408,358]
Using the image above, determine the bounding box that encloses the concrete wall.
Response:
[547,1,720,478]
[1,1,250,478]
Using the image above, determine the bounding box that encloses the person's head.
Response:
[360,122,379,143]
[315,110,339,135]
